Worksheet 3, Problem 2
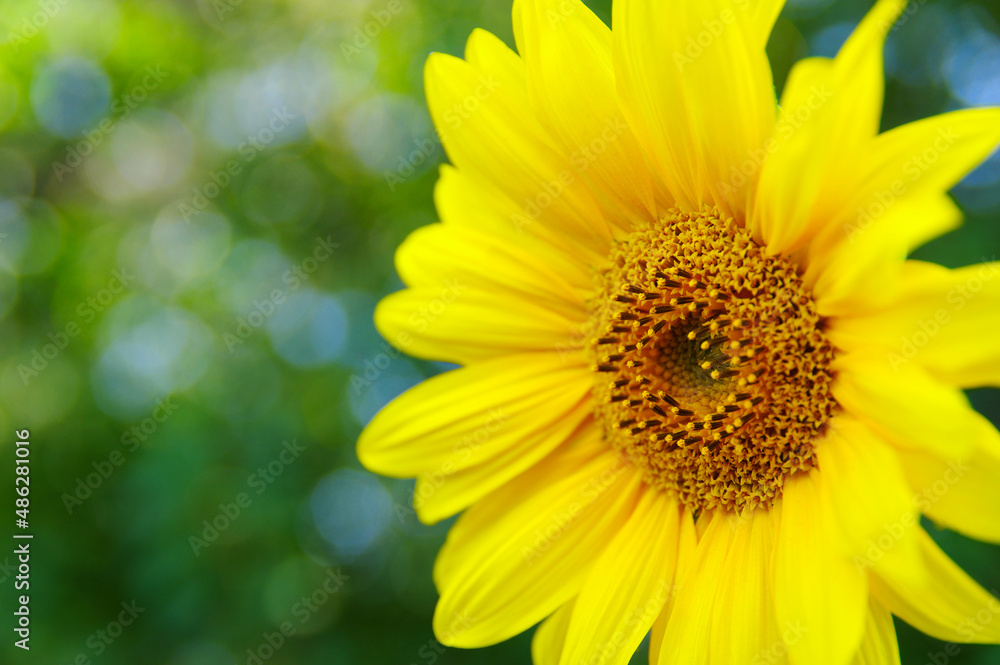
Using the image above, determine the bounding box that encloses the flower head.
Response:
[359,0,1000,663]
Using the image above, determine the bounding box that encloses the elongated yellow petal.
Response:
[748,55,832,247]
[871,528,1000,643]
[822,108,1000,241]
[755,0,905,253]
[395,223,588,322]
[811,194,961,318]
[648,608,668,665]
[648,510,697,665]
[357,353,590,477]
[375,286,581,365]
[413,408,593,525]
[425,35,612,256]
[434,166,598,289]
[897,438,1000,545]
[805,108,1000,299]
[432,426,609,585]
[655,511,731,665]
[852,600,901,665]
[833,350,977,459]
[560,488,681,665]
[433,445,644,647]
[748,0,785,48]
[817,416,923,587]
[829,260,1000,388]
[613,0,778,218]
[707,508,783,665]
[516,0,661,226]
[657,508,783,665]
[532,601,575,665]
[775,472,868,665]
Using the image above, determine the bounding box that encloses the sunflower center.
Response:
[588,208,837,515]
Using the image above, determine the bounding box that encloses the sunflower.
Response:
[357,0,1000,662]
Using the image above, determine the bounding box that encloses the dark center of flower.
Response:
[588,208,837,515]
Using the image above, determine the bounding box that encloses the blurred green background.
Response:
[0,0,999,663]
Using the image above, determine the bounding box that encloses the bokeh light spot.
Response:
[30,56,111,137]
[265,289,348,367]
[310,469,392,562]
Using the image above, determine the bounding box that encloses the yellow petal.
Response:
[748,0,785,48]
[852,600,901,665]
[828,260,1000,388]
[464,26,523,90]
[432,426,606,585]
[532,601,575,665]
[613,0,779,217]
[655,511,729,665]
[433,165,598,288]
[648,510,697,665]
[374,286,581,365]
[832,349,977,460]
[657,508,782,665]
[817,416,923,587]
[413,409,593,525]
[561,488,681,665]
[748,54,831,246]
[897,437,1000,545]
[810,194,961,318]
[827,108,1000,237]
[707,508,783,665]
[648,608,667,665]
[804,108,1000,298]
[357,353,590,477]
[433,445,644,647]
[775,471,868,665]
[395,223,588,322]
[516,0,662,227]
[870,528,1000,644]
[412,413,594,525]
[425,37,612,256]
[755,0,905,253]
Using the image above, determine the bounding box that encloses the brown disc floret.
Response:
[589,208,837,514]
